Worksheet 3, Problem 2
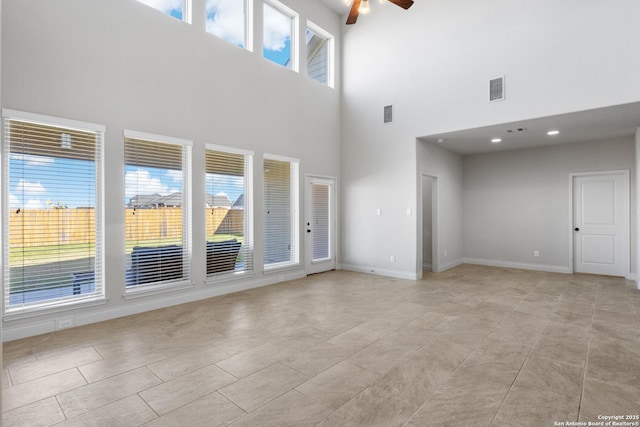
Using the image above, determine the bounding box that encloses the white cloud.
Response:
[9,193,20,209]
[263,4,291,51]
[206,0,245,46]
[125,169,169,199]
[10,153,55,167]
[25,199,44,209]
[137,0,182,14]
[166,169,183,183]
[16,179,46,195]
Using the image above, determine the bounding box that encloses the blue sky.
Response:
[9,155,244,209]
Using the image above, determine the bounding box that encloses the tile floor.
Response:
[2,265,640,426]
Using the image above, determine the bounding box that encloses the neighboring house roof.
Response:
[205,192,232,208]
[232,194,244,209]
[130,192,235,208]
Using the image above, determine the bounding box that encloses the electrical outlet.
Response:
[278,275,285,282]
[534,250,539,257]
[376,208,382,216]
[390,255,395,263]
[444,249,448,257]
[56,318,74,330]
[406,208,412,216]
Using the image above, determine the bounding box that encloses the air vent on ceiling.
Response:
[489,76,505,102]
[383,105,393,124]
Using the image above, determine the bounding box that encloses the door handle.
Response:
[307,229,311,233]
[575,228,580,231]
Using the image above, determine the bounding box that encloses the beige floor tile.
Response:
[57,366,162,419]
[215,342,290,378]
[57,395,157,427]
[215,328,278,355]
[232,390,331,427]
[143,392,245,427]
[2,368,11,388]
[147,344,229,381]
[327,322,391,352]
[2,397,65,427]
[219,363,308,412]
[579,379,640,422]
[406,387,501,427]
[347,331,427,374]
[462,337,530,371]
[586,336,640,388]
[491,386,580,427]
[512,355,583,399]
[78,350,167,383]
[296,361,378,409]
[541,320,591,341]
[280,340,353,376]
[318,384,417,427]
[530,334,589,366]
[443,362,518,401]
[3,369,87,412]
[9,346,102,385]
[140,364,237,415]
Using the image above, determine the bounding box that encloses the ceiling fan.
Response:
[346,0,414,25]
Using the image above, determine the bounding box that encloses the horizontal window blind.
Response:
[205,146,253,276]
[3,112,104,311]
[264,155,299,269]
[124,132,191,288]
[311,183,330,261]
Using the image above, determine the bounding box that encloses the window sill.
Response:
[123,280,195,300]
[3,296,108,322]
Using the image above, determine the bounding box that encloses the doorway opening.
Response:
[422,174,438,272]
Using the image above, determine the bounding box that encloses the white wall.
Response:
[463,138,636,275]
[1,0,341,340]
[341,0,640,277]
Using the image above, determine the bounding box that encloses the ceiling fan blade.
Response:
[346,0,361,24]
[387,0,414,10]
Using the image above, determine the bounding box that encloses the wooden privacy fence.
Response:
[10,207,244,248]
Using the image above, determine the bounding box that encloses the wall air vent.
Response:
[383,105,393,124]
[489,76,505,102]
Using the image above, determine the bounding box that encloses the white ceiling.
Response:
[419,103,640,155]
[319,0,350,14]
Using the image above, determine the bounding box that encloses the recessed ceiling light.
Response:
[437,138,445,143]
[491,138,502,144]
[547,130,560,136]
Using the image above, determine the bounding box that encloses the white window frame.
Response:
[137,0,192,23]
[123,129,193,299]
[263,0,299,72]
[205,0,253,51]
[2,109,106,318]
[205,144,255,282]
[263,153,300,271]
[306,20,335,88]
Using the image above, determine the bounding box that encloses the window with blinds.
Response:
[205,145,253,277]
[263,155,299,269]
[2,110,105,312]
[306,22,333,87]
[124,130,192,290]
[311,183,330,261]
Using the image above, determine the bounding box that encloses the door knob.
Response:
[574,228,580,231]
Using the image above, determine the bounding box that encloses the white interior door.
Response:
[573,172,628,276]
[305,176,336,275]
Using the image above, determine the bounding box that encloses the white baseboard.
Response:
[3,270,306,342]
[437,259,464,272]
[340,264,420,281]
[422,263,432,270]
[463,258,572,274]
